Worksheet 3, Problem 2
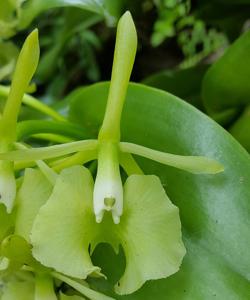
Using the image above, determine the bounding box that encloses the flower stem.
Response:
[52,272,115,300]
[98,11,137,142]
[35,273,57,300]
[119,152,143,175]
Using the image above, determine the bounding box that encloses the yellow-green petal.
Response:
[113,175,186,294]
[15,168,52,242]
[30,166,101,279]
[0,161,16,213]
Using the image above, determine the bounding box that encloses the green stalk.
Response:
[15,142,57,185]
[119,152,143,175]
[52,272,115,300]
[35,273,57,300]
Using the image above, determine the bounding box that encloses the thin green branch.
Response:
[52,272,115,300]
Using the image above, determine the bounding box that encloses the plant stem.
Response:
[98,11,137,142]
[119,152,143,175]
[52,272,115,300]
[35,273,57,300]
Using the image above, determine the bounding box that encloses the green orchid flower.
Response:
[0,11,224,296]
[0,165,114,300]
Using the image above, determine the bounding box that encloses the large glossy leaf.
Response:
[69,82,250,299]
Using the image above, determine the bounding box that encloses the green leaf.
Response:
[15,168,52,242]
[16,120,88,142]
[68,82,250,299]
[202,30,250,125]
[142,65,207,110]
[31,165,185,295]
[229,105,250,152]
[0,0,18,38]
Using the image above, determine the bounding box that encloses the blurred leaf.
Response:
[196,1,250,40]
[214,0,250,4]
[18,0,120,30]
[68,82,250,299]
[202,30,250,125]
[229,105,250,152]
[36,9,102,82]
[142,65,207,109]
[0,42,19,81]
[151,0,189,47]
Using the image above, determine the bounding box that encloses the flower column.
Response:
[93,11,137,224]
